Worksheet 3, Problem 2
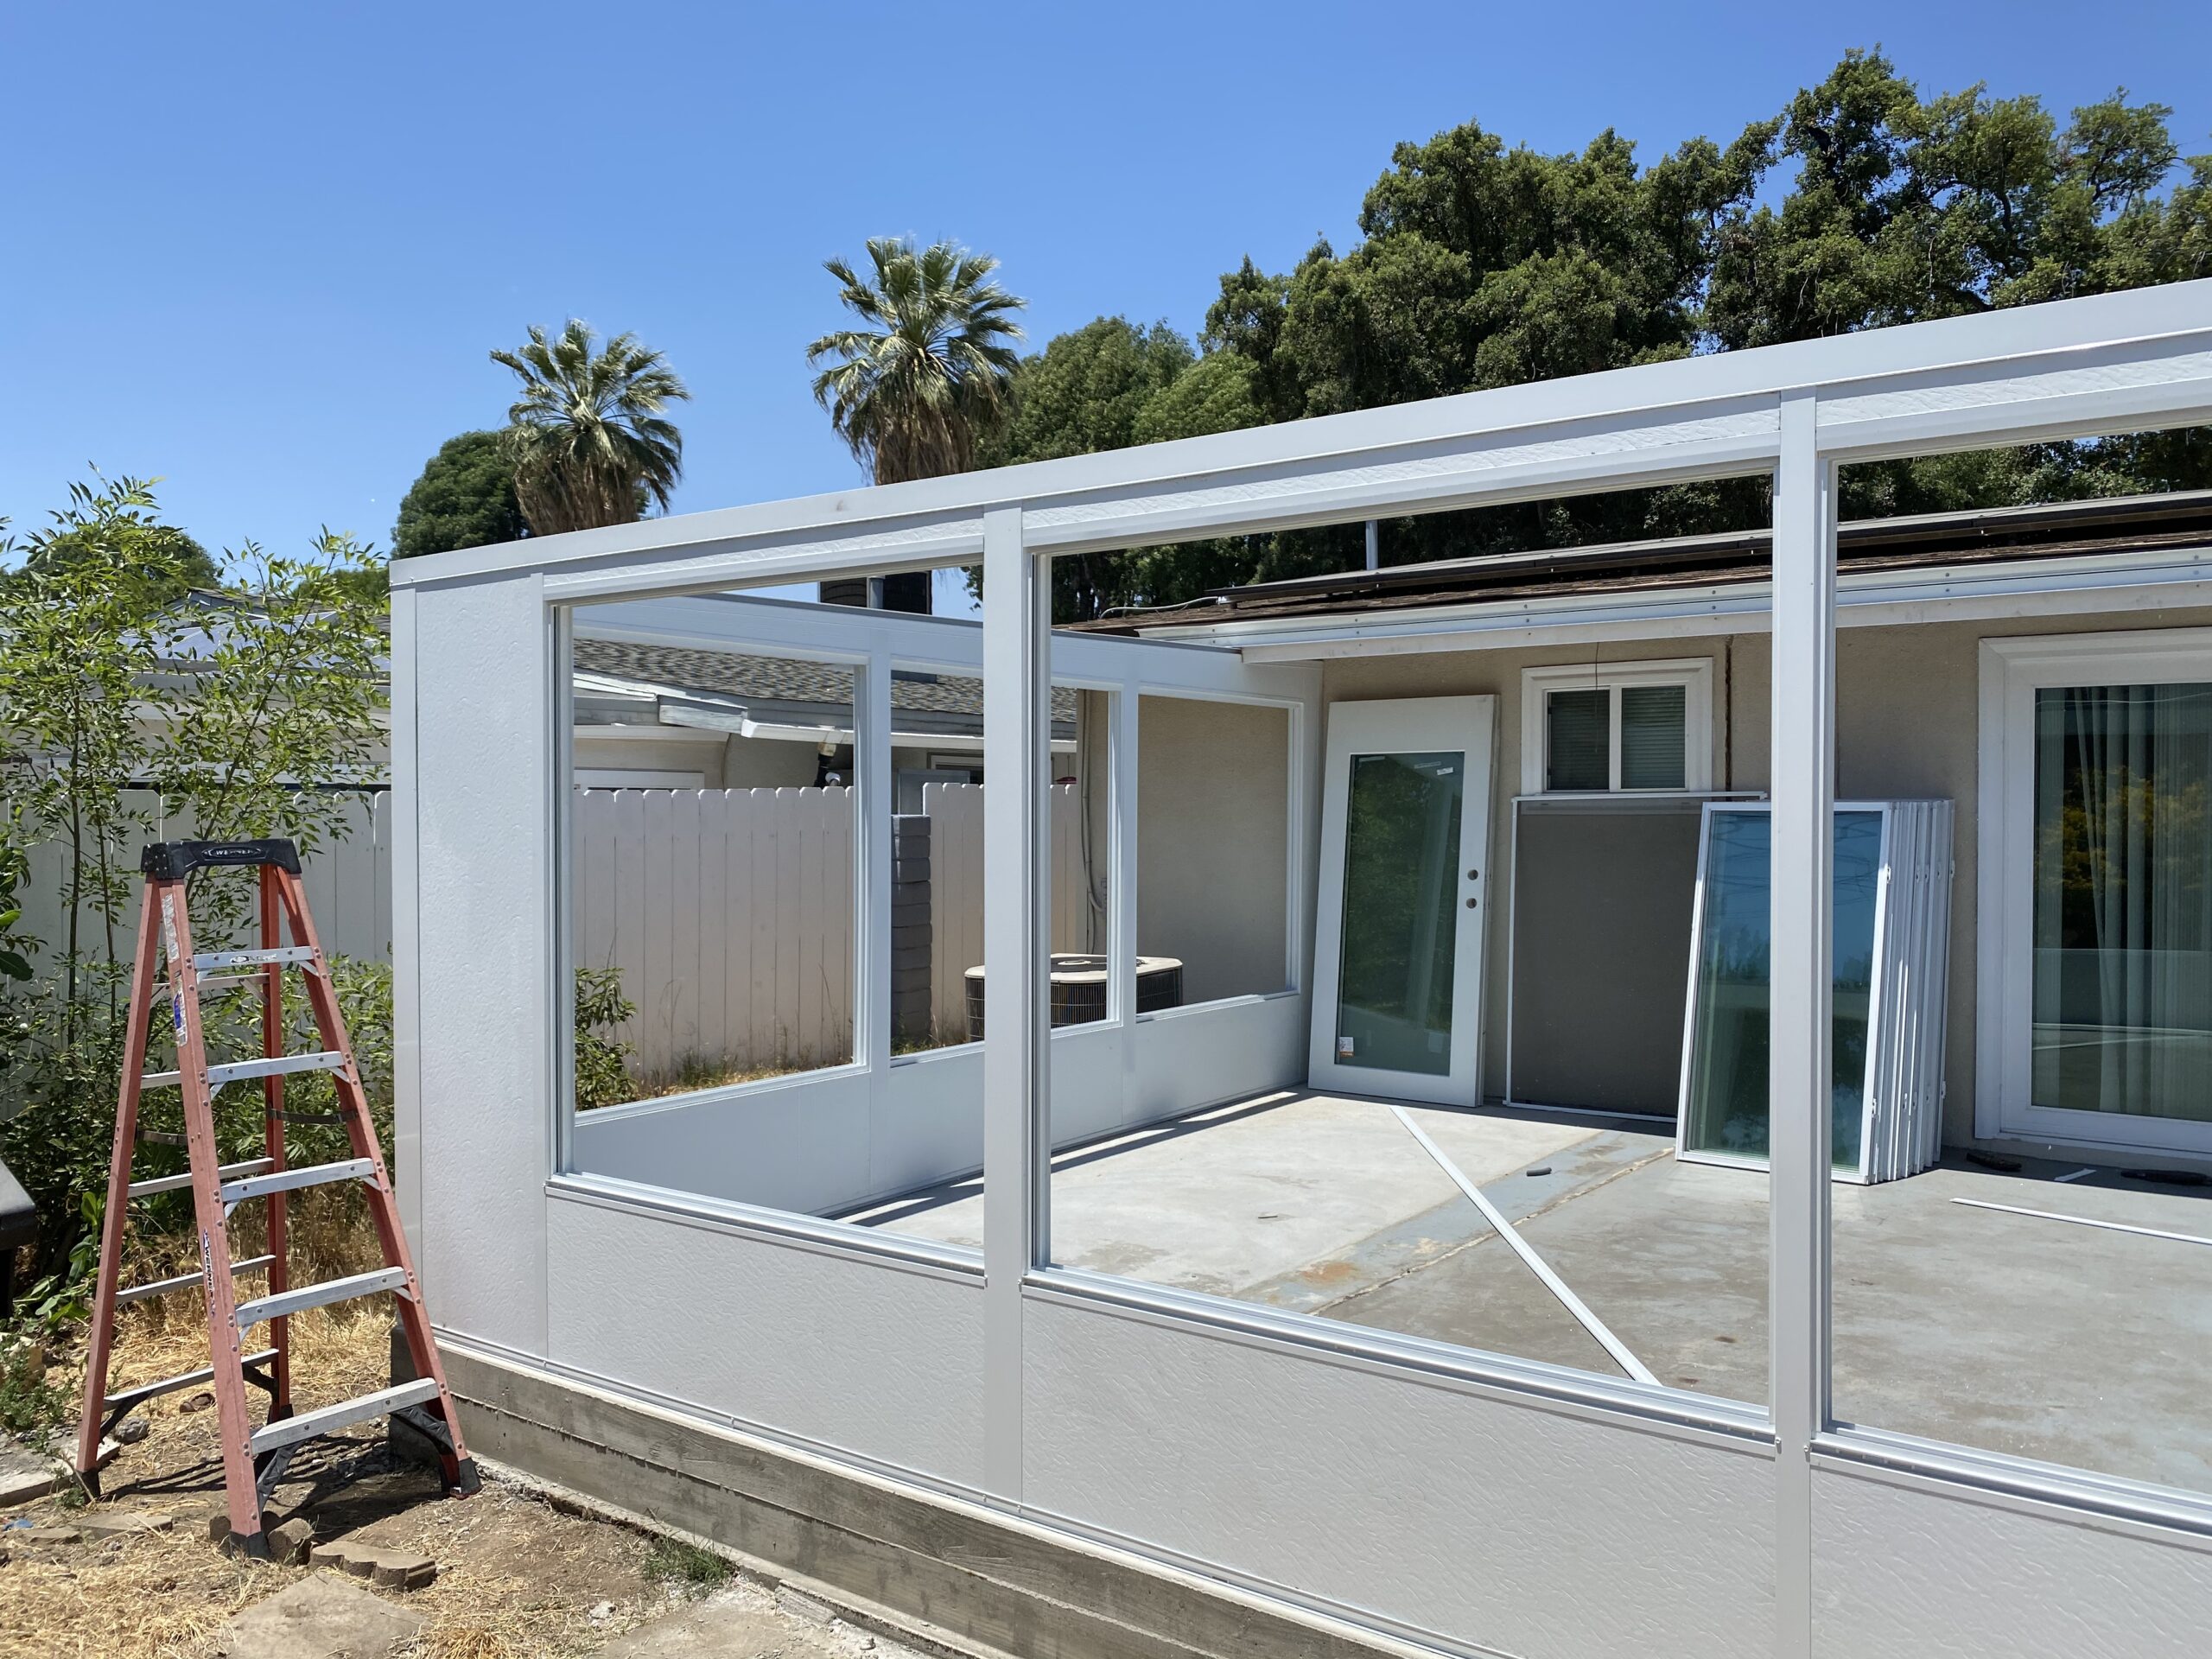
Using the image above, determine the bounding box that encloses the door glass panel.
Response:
[1619,684,1687,790]
[1681,808,1883,1169]
[2032,683,2212,1122]
[1334,751,1464,1076]
[1545,689,1608,791]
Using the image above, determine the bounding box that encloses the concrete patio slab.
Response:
[857,1084,2212,1491]
[857,1090,1600,1299]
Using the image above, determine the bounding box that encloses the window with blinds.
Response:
[1531,664,1705,794]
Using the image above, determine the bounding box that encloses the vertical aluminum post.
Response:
[981,508,1048,1504]
[1364,519,1380,571]
[861,647,894,1079]
[1770,391,1835,1658]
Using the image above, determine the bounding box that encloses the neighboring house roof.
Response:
[572,637,1077,739]
[1082,490,2212,632]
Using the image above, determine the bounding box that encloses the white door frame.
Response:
[1308,696,1496,1106]
[1978,627,2212,1158]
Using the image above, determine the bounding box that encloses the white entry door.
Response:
[1309,696,1496,1106]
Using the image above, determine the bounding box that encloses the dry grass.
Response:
[0,1209,675,1659]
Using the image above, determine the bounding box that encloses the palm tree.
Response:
[807,238,1025,485]
[493,321,690,536]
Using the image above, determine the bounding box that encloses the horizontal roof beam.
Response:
[391,281,2212,598]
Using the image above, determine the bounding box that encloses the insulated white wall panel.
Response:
[1812,1464,2212,1658]
[1022,1294,1776,1659]
[410,572,554,1357]
[548,1191,988,1491]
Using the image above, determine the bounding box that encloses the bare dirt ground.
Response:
[0,1306,920,1659]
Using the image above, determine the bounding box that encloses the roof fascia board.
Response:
[390,282,2212,596]
[1198,543,2212,661]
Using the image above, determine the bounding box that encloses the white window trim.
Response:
[1519,657,1714,796]
[1977,626,2212,1157]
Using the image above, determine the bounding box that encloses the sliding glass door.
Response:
[1985,634,2212,1157]
[2030,683,2212,1128]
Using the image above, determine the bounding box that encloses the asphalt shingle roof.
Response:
[573,637,1076,720]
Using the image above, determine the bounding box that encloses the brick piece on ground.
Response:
[15,1525,83,1544]
[369,1554,436,1591]
[207,1510,283,1549]
[309,1536,435,1590]
[268,1516,315,1567]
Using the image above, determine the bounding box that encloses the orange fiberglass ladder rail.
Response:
[73,837,477,1557]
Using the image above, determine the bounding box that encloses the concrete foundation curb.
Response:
[434,1344,1444,1659]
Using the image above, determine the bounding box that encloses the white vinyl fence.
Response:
[573,785,1090,1081]
[19,782,1092,1085]
[16,790,393,969]
[573,786,855,1084]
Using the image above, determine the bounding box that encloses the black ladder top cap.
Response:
[141,839,302,880]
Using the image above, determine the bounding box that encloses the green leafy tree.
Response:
[17,516,220,608]
[808,238,1026,485]
[392,429,527,558]
[0,478,178,1023]
[0,476,391,1274]
[163,537,387,938]
[493,321,690,536]
[982,317,1194,465]
[990,53,2209,620]
[978,318,1213,618]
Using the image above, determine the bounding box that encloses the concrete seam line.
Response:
[1951,1197,2212,1249]
[1386,1103,1662,1388]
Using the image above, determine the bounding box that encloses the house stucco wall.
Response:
[1322,602,2212,1146]
[1136,693,1294,1006]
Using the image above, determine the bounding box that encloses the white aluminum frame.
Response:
[1979,626,2212,1158]
[1519,657,1715,794]
[552,589,1318,1227]
[391,280,2212,1659]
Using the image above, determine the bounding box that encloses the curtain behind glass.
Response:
[2031,683,2212,1122]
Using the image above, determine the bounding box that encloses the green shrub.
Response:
[574,966,636,1110]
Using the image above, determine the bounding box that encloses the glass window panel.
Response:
[1334,750,1464,1076]
[1619,683,1688,791]
[1545,688,1609,791]
[2031,683,2212,1122]
[1681,808,1883,1171]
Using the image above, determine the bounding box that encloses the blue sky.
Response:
[4,2,2208,587]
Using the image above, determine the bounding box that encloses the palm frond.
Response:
[804,238,1027,485]
[491,319,691,534]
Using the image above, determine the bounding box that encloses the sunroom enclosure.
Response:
[392,281,2212,1659]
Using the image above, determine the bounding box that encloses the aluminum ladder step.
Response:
[220,1158,374,1205]
[128,1158,272,1200]
[249,1378,442,1457]
[116,1254,275,1308]
[234,1268,406,1331]
[143,1051,347,1090]
[105,1349,276,1415]
[193,945,318,972]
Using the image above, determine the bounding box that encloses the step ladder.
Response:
[74,838,477,1556]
